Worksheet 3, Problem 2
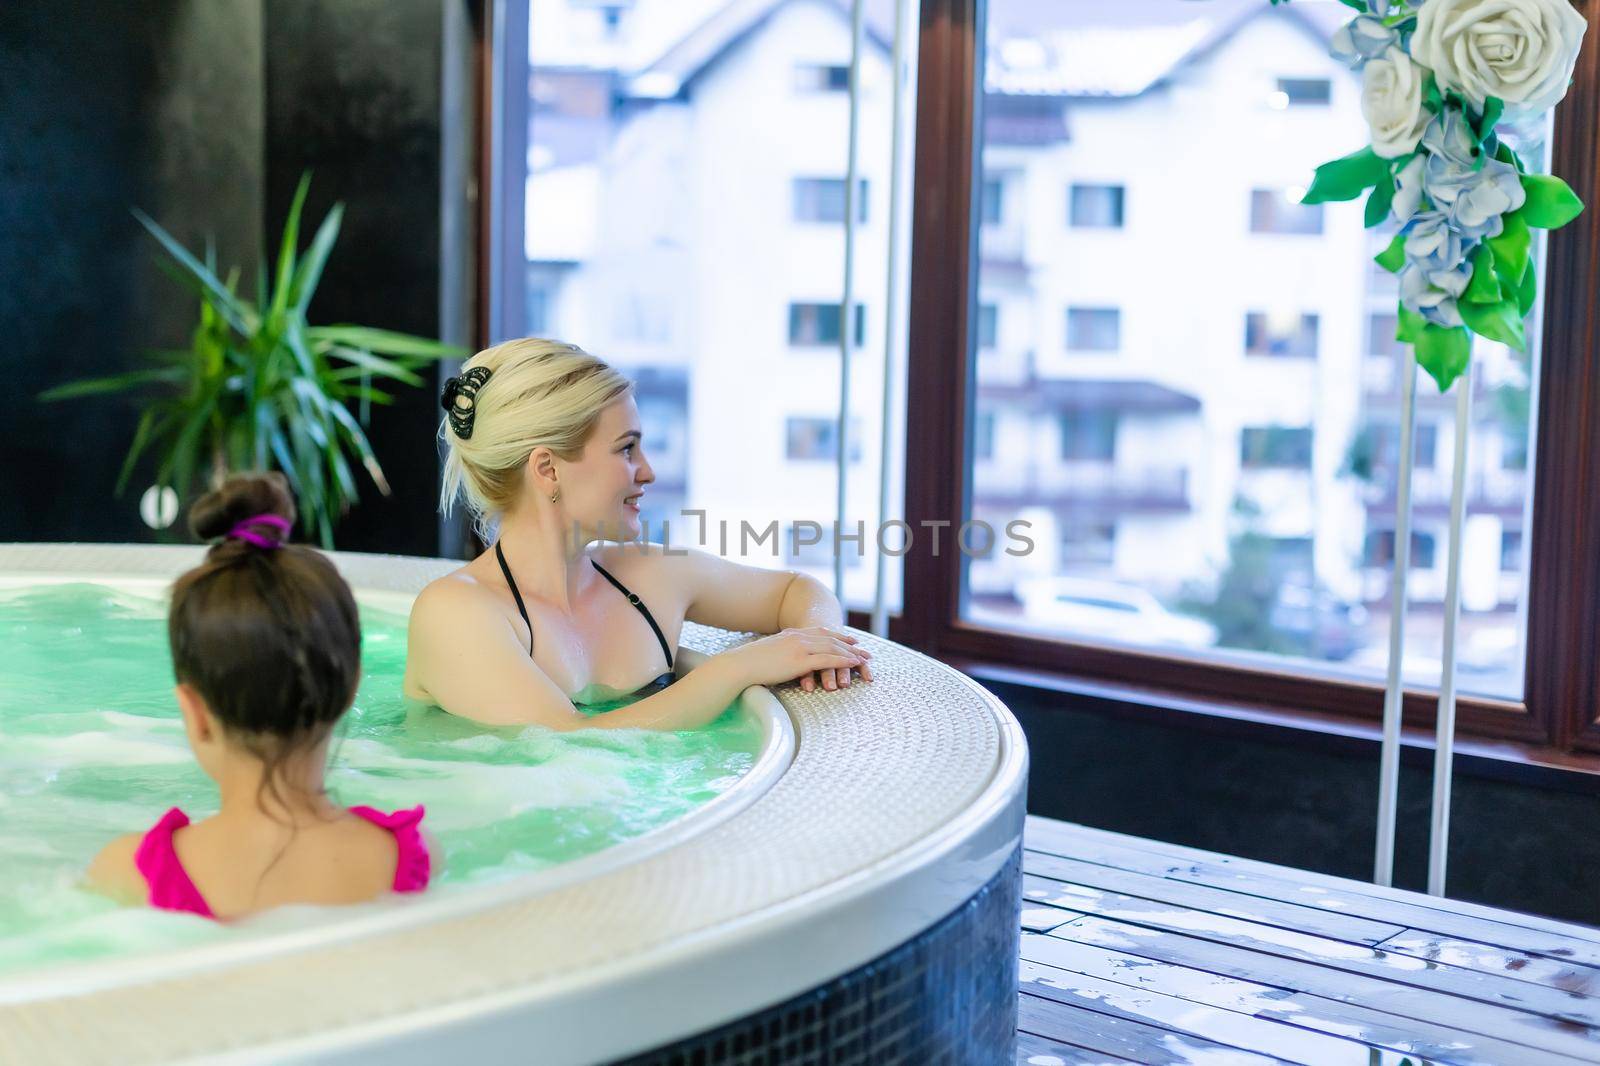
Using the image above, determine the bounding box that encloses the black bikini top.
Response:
[493,542,675,680]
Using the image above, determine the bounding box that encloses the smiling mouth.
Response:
[624,493,643,506]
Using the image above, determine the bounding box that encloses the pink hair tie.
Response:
[226,513,292,550]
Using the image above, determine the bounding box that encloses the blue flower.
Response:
[1330,14,1399,68]
[1418,110,1527,239]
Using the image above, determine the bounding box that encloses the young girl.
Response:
[88,473,430,919]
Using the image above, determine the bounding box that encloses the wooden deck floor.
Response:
[1016,816,1600,1065]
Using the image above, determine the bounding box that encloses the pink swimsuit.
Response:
[133,805,431,919]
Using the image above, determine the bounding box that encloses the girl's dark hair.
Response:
[169,473,361,808]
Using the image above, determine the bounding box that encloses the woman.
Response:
[404,338,872,730]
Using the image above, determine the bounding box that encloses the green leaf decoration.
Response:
[1472,98,1504,144]
[1465,245,1501,304]
[1487,211,1530,290]
[1365,175,1396,228]
[1517,261,1538,316]
[1415,323,1471,391]
[1494,140,1526,174]
[1520,173,1585,229]
[1375,232,1407,274]
[1302,146,1389,204]
[1460,297,1527,351]
[1396,305,1428,345]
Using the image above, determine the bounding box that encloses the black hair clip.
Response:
[441,365,492,439]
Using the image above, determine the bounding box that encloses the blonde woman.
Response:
[404,338,872,730]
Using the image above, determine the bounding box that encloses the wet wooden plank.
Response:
[1025,817,1600,965]
[1017,990,1280,1065]
[1022,958,1416,1065]
[1016,1027,1137,1065]
[1022,931,1592,1066]
[1376,929,1600,996]
[1023,880,1600,1028]
[1024,851,1406,946]
[1045,919,1600,1061]
[1024,816,1600,960]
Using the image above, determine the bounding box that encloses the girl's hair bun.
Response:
[189,472,297,546]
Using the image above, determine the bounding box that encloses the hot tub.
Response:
[0,544,1028,1065]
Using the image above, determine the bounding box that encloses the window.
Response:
[1250,189,1324,234]
[1501,530,1524,572]
[1245,312,1319,358]
[1061,521,1116,567]
[1069,184,1125,228]
[786,417,863,462]
[795,63,850,92]
[1066,307,1120,352]
[1366,312,1404,357]
[1060,412,1117,461]
[793,178,869,224]
[789,303,866,347]
[977,303,999,350]
[1365,529,1438,570]
[1240,426,1313,470]
[526,284,550,335]
[1277,77,1331,106]
[973,410,996,460]
[981,177,1005,226]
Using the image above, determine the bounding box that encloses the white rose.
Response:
[1362,48,1431,158]
[1411,0,1589,116]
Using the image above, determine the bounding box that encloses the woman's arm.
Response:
[86,833,145,904]
[674,549,870,692]
[407,579,866,730]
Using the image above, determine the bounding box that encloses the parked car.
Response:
[1015,576,1219,649]
[1268,584,1369,661]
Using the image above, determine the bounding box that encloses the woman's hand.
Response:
[799,651,873,693]
[721,626,871,690]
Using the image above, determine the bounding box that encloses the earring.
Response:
[549,489,560,503]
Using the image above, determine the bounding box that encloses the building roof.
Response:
[621,0,1347,101]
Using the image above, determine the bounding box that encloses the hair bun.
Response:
[189,472,298,544]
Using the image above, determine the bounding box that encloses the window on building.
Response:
[1060,411,1117,461]
[789,302,866,347]
[793,178,869,224]
[1245,312,1319,358]
[1365,529,1438,569]
[1069,183,1125,228]
[1501,530,1523,572]
[973,409,996,460]
[977,303,999,350]
[786,416,863,462]
[1367,312,1405,357]
[1240,426,1313,469]
[1277,77,1331,106]
[1250,189,1324,234]
[1066,307,1120,352]
[981,177,1004,226]
[795,63,850,92]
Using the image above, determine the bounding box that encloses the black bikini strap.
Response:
[591,560,674,671]
[494,541,535,658]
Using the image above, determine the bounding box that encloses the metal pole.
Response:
[835,0,866,600]
[1428,366,1474,896]
[1374,347,1418,886]
[872,0,912,638]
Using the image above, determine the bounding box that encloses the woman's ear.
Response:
[526,446,560,495]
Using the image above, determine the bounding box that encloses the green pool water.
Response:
[0,581,761,976]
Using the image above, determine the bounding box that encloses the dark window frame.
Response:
[885,0,1600,760]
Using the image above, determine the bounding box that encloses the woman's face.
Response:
[563,394,655,542]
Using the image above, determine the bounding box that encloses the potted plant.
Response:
[41,173,464,546]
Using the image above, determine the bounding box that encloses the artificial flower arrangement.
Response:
[1273,0,1587,389]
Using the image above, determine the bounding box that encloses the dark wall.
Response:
[0,1,264,542]
[992,677,1600,926]
[264,0,449,556]
[1,0,458,554]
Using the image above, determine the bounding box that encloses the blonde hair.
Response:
[439,338,632,534]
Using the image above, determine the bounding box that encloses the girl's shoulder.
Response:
[86,830,147,904]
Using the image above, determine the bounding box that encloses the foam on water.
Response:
[0,582,760,975]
